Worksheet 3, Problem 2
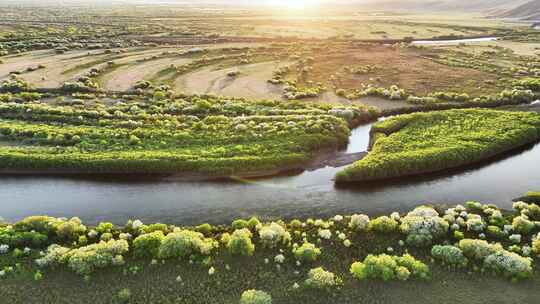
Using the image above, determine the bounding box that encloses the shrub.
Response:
[158,230,215,259]
[350,254,429,281]
[133,231,165,258]
[227,229,255,256]
[143,223,169,234]
[532,233,540,255]
[512,216,535,235]
[458,239,502,260]
[239,290,272,304]
[96,222,113,234]
[431,245,468,267]
[55,218,87,241]
[117,288,131,303]
[304,267,342,289]
[400,206,449,247]
[13,216,56,235]
[67,240,129,275]
[349,214,370,231]
[368,216,398,233]
[293,242,321,262]
[258,223,291,248]
[195,223,213,236]
[486,226,506,239]
[484,250,533,280]
[232,219,249,230]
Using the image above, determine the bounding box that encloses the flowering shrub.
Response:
[466,214,486,233]
[484,250,533,280]
[258,223,291,248]
[227,229,255,256]
[317,229,332,240]
[431,245,468,267]
[133,231,165,258]
[67,240,129,275]
[158,230,215,259]
[304,267,342,289]
[512,216,535,234]
[349,214,370,231]
[458,239,502,260]
[239,290,272,304]
[368,216,398,233]
[37,240,129,275]
[400,206,449,247]
[350,254,429,281]
[532,233,540,255]
[0,227,48,248]
[54,217,87,241]
[293,242,321,262]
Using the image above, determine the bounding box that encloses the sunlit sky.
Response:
[266,0,324,10]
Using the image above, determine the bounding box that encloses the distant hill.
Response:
[498,0,540,20]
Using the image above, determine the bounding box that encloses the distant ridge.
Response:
[498,0,540,21]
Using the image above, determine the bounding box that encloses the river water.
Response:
[1,117,539,225]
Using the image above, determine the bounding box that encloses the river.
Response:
[1,116,539,225]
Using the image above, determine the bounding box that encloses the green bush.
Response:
[458,239,502,260]
[350,254,429,281]
[368,216,398,233]
[227,229,255,256]
[431,245,468,267]
[304,267,342,289]
[158,230,215,259]
[293,242,321,262]
[133,231,165,258]
[239,290,272,304]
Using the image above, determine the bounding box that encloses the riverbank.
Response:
[1,199,540,304]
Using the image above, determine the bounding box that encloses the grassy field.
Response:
[336,109,540,182]
[1,200,540,303]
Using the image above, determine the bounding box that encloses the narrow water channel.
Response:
[1,115,539,226]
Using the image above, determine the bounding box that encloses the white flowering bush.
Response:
[458,239,502,260]
[35,244,71,268]
[258,223,291,248]
[466,214,485,233]
[293,242,321,262]
[400,206,449,247]
[0,244,9,254]
[133,231,165,258]
[349,214,370,231]
[67,240,129,275]
[36,240,129,275]
[239,290,272,304]
[318,229,332,240]
[431,245,468,267]
[484,250,533,280]
[227,229,255,256]
[158,230,215,259]
[350,254,429,281]
[304,267,342,289]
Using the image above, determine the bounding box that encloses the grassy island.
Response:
[336,109,540,182]
[0,91,377,177]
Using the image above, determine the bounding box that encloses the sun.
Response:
[267,0,322,10]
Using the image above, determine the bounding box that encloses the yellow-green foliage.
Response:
[337,109,540,182]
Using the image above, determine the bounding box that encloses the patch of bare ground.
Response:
[304,44,500,97]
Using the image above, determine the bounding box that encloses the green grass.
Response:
[0,94,377,176]
[336,109,540,182]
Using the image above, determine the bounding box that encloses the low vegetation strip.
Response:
[0,92,377,177]
[1,200,540,303]
[336,109,540,182]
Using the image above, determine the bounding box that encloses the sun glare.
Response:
[268,0,322,10]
